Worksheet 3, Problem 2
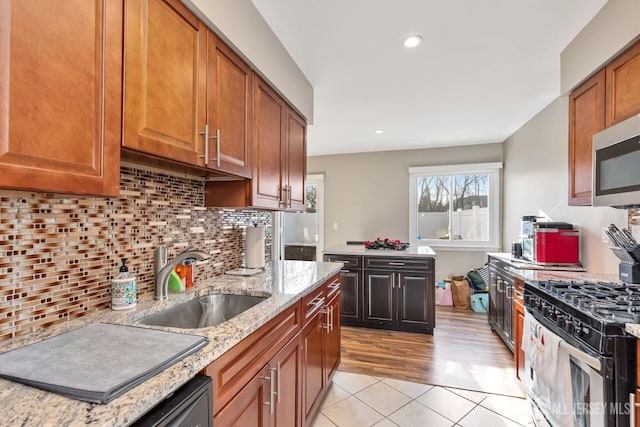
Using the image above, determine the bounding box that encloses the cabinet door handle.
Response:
[330,305,334,331]
[197,124,209,166]
[209,128,221,167]
[268,367,276,414]
[275,362,281,404]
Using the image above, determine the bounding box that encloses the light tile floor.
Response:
[312,372,534,427]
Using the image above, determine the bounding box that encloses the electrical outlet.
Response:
[602,227,609,244]
[332,222,338,230]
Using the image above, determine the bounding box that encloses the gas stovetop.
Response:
[524,279,637,354]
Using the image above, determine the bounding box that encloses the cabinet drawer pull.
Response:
[332,260,350,264]
[388,262,405,266]
[308,296,325,308]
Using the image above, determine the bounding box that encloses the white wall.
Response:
[182,0,313,121]
[561,0,640,93]
[502,97,626,273]
[308,144,503,280]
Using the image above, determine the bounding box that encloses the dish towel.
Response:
[521,309,562,389]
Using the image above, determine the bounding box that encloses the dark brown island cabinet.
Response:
[324,252,436,334]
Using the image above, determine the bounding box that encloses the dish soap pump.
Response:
[111,258,137,310]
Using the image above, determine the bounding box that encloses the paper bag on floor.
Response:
[450,276,471,310]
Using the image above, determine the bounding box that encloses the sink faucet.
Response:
[154,245,210,300]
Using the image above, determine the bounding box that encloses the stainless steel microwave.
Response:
[592,113,640,208]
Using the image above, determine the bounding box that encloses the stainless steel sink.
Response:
[137,293,270,329]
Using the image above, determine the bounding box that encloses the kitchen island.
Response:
[0,260,342,426]
[324,244,436,333]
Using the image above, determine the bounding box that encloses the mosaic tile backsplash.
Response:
[0,167,272,341]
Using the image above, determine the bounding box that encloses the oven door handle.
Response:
[630,393,640,426]
[559,340,601,371]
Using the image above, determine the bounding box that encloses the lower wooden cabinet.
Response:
[513,278,525,381]
[207,273,340,427]
[301,275,341,426]
[214,365,271,426]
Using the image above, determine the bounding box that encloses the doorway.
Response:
[276,174,325,261]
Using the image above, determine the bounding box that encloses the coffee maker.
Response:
[511,215,538,258]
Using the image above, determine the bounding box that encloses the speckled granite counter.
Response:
[323,244,436,257]
[0,260,342,427]
[487,252,618,283]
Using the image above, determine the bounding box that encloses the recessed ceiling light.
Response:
[374,129,384,134]
[403,35,423,48]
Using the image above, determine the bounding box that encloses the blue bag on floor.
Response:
[470,292,488,313]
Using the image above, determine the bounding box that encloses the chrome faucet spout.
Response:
[154,245,210,300]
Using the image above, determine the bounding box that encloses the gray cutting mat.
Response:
[0,323,208,404]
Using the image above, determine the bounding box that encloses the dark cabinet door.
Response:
[364,270,395,328]
[397,271,434,332]
[488,267,499,327]
[339,270,362,324]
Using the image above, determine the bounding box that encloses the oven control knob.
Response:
[542,304,551,318]
[564,319,574,334]
[556,314,565,327]
[574,321,582,336]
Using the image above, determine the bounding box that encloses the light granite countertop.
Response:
[488,253,640,342]
[0,260,342,427]
[487,252,619,283]
[324,244,436,258]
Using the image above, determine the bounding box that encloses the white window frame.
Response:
[409,162,502,251]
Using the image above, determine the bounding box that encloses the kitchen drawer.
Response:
[323,254,361,269]
[364,256,433,271]
[204,302,301,413]
[325,273,341,300]
[301,283,326,325]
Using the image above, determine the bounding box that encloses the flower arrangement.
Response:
[364,238,409,250]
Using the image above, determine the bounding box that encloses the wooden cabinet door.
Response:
[568,69,605,206]
[397,271,433,332]
[363,270,395,328]
[206,32,252,177]
[339,270,362,324]
[0,0,122,196]
[285,109,307,210]
[271,333,302,427]
[514,300,525,381]
[301,310,325,426]
[214,365,270,427]
[123,0,206,166]
[606,41,640,127]
[253,76,286,209]
[325,293,341,385]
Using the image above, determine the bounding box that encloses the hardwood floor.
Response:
[338,306,525,397]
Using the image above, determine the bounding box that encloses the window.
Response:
[409,163,502,250]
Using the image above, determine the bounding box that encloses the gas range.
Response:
[524,279,637,354]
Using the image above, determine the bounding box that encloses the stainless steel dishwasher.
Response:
[131,375,213,427]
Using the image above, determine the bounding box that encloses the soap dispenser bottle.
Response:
[111,258,137,310]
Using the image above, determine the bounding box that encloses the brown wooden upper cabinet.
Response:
[206,32,253,178]
[123,0,207,167]
[568,70,605,206]
[123,0,253,178]
[0,0,123,196]
[606,41,640,127]
[205,75,307,210]
[568,39,640,206]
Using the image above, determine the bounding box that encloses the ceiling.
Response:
[251,0,607,157]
